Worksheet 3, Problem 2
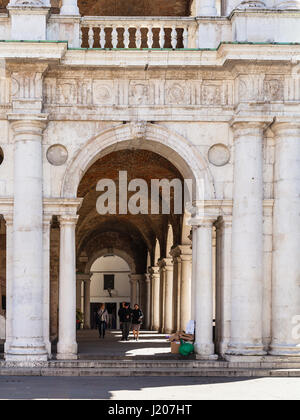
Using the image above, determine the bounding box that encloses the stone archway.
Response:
[61,122,215,201]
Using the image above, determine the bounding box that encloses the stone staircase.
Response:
[1,358,300,377]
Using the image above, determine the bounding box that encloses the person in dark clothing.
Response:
[131,304,144,341]
[118,302,132,341]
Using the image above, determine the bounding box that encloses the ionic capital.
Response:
[230,118,272,139]
[7,113,49,141]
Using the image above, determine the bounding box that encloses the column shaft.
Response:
[163,259,174,334]
[84,279,91,329]
[192,220,216,359]
[151,267,160,331]
[4,215,13,355]
[227,122,266,356]
[43,215,52,357]
[6,117,48,362]
[57,215,78,360]
[270,123,300,356]
[60,0,80,15]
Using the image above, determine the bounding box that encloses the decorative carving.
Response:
[46,144,68,166]
[129,82,149,105]
[130,121,147,140]
[202,83,222,106]
[208,144,230,167]
[93,81,114,105]
[166,82,185,104]
[264,78,284,102]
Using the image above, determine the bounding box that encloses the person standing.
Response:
[97,304,109,339]
[131,304,143,342]
[118,302,132,341]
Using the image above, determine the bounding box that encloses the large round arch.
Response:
[61,122,215,201]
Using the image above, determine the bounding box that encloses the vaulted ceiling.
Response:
[76,149,184,274]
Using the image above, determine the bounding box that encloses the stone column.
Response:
[194,0,217,15]
[60,0,80,15]
[270,122,300,356]
[3,214,13,355]
[130,274,138,306]
[83,277,91,329]
[227,121,266,357]
[215,215,232,356]
[151,267,160,331]
[145,273,151,330]
[57,215,78,360]
[179,247,192,332]
[191,218,217,359]
[43,215,52,357]
[158,261,167,332]
[162,258,174,334]
[6,115,48,362]
[76,277,82,312]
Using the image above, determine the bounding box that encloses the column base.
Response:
[196,354,219,361]
[194,342,216,359]
[269,344,300,357]
[5,339,48,362]
[56,353,78,360]
[57,341,78,360]
[226,342,267,357]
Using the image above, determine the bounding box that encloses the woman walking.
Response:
[131,304,143,342]
[97,304,109,339]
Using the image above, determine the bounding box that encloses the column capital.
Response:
[230,117,273,137]
[170,245,192,260]
[76,273,91,282]
[189,215,216,228]
[58,214,79,226]
[7,113,49,139]
[270,118,300,136]
[150,266,160,277]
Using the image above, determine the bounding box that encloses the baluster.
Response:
[183,26,188,49]
[88,26,94,49]
[159,26,165,49]
[124,26,130,49]
[112,25,118,48]
[100,25,106,48]
[136,26,142,49]
[171,26,177,49]
[147,25,153,49]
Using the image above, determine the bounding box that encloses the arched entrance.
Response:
[53,122,223,360]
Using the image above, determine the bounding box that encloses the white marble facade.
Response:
[0,0,299,363]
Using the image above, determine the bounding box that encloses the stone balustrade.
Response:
[80,17,198,49]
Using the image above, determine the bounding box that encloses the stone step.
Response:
[0,366,300,377]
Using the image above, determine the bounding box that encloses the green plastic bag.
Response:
[179,340,194,356]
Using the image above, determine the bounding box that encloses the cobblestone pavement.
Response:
[0,376,299,400]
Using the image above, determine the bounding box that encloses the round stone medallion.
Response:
[47,144,68,166]
[208,144,230,167]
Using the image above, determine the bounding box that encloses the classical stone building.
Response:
[0,0,299,364]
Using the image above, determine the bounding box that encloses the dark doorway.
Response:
[90,302,117,330]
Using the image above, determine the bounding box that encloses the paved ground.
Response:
[70,329,173,359]
[0,376,299,400]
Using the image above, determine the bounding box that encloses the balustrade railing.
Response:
[80,17,197,49]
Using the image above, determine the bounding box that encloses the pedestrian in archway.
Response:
[132,304,143,342]
[97,303,109,339]
[118,302,132,341]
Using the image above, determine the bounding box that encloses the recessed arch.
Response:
[61,122,215,201]
[84,248,137,275]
